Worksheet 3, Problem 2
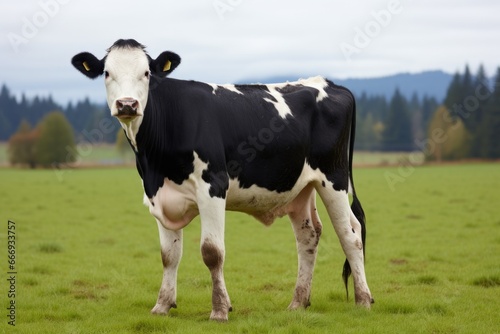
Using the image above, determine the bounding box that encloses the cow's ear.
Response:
[150,51,181,77]
[71,52,104,79]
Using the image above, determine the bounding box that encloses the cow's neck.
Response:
[132,84,195,182]
[135,90,172,155]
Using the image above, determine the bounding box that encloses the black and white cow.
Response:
[72,39,373,321]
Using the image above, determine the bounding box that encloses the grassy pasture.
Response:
[0,164,499,333]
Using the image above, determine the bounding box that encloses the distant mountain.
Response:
[239,70,453,102]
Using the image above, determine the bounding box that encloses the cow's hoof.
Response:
[355,294,373,308]
[287,300,311,310]
[209,310,229,322]
[151,302,176,315]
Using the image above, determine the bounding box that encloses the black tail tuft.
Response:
[342,259,351,300]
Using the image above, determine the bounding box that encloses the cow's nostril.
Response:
[116,99,139,118]
[116,99,138,112]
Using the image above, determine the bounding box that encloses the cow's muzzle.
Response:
[116,98,139,120]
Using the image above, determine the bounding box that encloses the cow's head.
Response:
[71,39,180,125]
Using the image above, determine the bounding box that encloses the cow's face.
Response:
[103,46,151,120]
[71,39,180,124]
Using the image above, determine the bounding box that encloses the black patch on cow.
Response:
[276,84,305,94]
[201,168,229,199]
[108,39,146,51]
[71,52,105,79]
[234,84,270,94]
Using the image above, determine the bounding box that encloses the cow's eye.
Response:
[144,71,150,78]
[104,71,110,79]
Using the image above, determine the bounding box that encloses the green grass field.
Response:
[1,164,499,333]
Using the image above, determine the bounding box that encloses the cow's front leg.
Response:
[199,197,232,321]
[151,220,183,315]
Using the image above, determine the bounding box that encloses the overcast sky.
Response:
[1,0,499,105]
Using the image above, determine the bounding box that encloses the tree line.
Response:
[354,64,500,160]
[2,63,500,168]
[0,85,116,142]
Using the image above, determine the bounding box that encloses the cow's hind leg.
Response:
[288,184,323,310]
[151,221,183,315]
[316,184,373,307]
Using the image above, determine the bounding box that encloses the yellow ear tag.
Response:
[82,61,90,71]
[163,60,171,72]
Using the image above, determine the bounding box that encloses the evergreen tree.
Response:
[468,64,491,157]
[0,85,17,140]
[409,92,425,146]
[381,88,413,151]
[35,111,77,168]
[462,65,474,98]
[0,106,11,138]
[444,72,462,110]
[355,112,377,150]
[480,67,500,158]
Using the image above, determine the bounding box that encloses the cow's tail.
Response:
[342,94,367,300]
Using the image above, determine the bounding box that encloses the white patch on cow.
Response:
[263,84,292,118]
[348,178,353,195]
[207,83,218,93]
[226,162,324,224]
[147,175,199,231]
[146,153,201,231]
[300,76,329,102]
[209,83,243,95]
